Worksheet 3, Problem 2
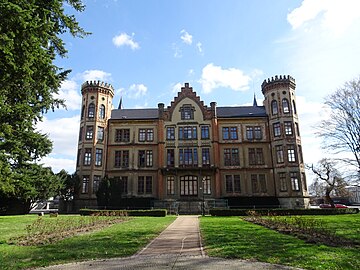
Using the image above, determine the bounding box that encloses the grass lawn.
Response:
[200,215,360,270]
[0,215,176,270]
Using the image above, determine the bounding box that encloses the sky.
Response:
[37,0,360,183]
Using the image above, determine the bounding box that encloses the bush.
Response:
[80,209,167,217]
[209,208,359,216]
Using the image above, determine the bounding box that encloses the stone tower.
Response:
[262,75,309,208]
[76,81,114,209]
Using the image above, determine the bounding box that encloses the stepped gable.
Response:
[261,75,296,94]
[163,83,213,121]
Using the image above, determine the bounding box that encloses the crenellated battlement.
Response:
[81,80,114,90]
[261,75,296,93]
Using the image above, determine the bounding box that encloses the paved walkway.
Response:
[38,216,302,270]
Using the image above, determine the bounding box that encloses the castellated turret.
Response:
[76,81,114,209]
[262,75,309,208]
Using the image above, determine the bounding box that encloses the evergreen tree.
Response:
[0,0,88,213]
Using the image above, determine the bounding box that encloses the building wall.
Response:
[75,77,310,209]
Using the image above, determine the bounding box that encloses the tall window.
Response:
[167,176,175,195]
[271,100,278,115]
[179,148,198,166]
[81,105,85,119]
[77,149,81,166]
[284,122,293,136]
[82,176,89,193]
[97,126,104,141]
[180,104,194,120]
[290,172,300,191]
[179,126,197,140]
[139,129,153,142]
[167,149,175,167]
[114,150,129,168]
[248,148,264,165]
[251,174,267,193]
[84,148,92,166]
[295,123,300,136]
[282,98,290,113]
[79,127,83,141]
[273,122,281,137]
[180,176,198,196]
[114,176,128,194]
[287,145,296,162]
[138,150,153,167]
[292,100,297,114]
[95,148,103,166]
[246,126,262,140]
[88,103,95,118]
[222,127,238,140]
[275,145,284,163]
[202,176,211,194]
[279,172,287,191]
[166,127,175,140]
[202,148,210,166]
[93,175,101,194]
[99,104,105,119]
[225,175,241,193]
[201,126,210,139]
[138,176,152,194]
[86,126,93,140]
[224,148,240,166]
[115,129,130,142]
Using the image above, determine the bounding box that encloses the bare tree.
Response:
[317,77,360,182]
[307,159,348,207]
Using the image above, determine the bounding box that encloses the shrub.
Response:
[209,208,359,216]
[79,209,167,217]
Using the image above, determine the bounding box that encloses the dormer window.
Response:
[180,104,194,120]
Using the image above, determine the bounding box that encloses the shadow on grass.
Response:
[1,216,176,270]
[200,217,360,270]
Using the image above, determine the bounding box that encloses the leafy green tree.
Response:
[0,0,87,213]
[57,170,80,201]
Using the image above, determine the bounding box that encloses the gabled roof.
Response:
[111,108,158,120]
[217,106,267,118]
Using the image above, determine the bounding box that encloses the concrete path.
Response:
[38,216,302,270]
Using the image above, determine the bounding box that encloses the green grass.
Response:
[200,215,360,270]
[0,215,176,269]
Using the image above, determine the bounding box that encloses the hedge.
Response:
[79,209,167,217]
[209,208,359,216]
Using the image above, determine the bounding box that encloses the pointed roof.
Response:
[253,93,258,107]
[118,97,123,109]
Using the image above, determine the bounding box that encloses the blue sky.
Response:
[38,0,360,182]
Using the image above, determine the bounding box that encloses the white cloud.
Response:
[36,115,80,158]
[199,63,251,93]
[55,80,81,110]
[180,29,193,45]
[172,43,182,58]
[126,84,147,99]
[40,156,76,174]
[288,0,360,35]
[196,42,203,54]
[171,82,182,93]
[81,70,112,82]
[112,33,140,50]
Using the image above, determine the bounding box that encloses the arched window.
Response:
[88,103,95,118]
[271,100,278,115]
[99,104,105,119]
[81,105,85,119]
[292,100,297,115]
[282,98,290,114]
